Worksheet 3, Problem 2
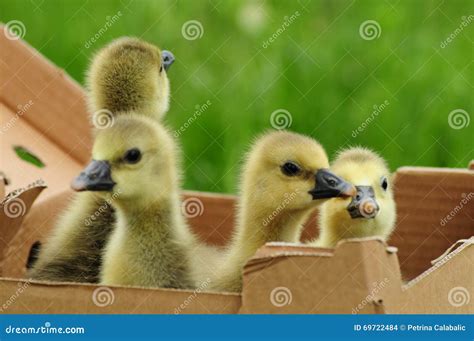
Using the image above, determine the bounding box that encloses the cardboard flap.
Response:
[239,238,402,314]
[391,166,474,280]
[0,278,241,314]
[401,240,473,314]
[0,174,5,199]
[0,180,46,275]
[0,25,91,165]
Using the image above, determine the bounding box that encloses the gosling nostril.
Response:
[359,200,378,218]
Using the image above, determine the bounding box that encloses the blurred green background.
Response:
[1,0,472,193]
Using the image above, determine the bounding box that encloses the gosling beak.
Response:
[347,185,380,219]
[309,169,357,200]
[71,160,115,192]
[162,50,175,71]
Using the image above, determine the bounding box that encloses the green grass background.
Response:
[2,0,472,193]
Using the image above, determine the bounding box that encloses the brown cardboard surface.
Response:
[0,103,83,201]
[0,278,241,314]
[400,240,473,314]
[0,181,46,276]
[0,25,91,165]
[239,239,402,314]
[390,166,474,281]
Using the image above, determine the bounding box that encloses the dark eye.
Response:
[123,148,142,164]
[281,162,301,176]
[381,176,388,191]
[159,65,163,73]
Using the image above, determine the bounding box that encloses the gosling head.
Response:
[320,147,396,243]
[240,131,356,213]
[87,37,175,119]
[71,115,179,206]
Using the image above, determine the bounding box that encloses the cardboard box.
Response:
[1,28,472,314]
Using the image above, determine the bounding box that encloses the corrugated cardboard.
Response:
[0,28,472,314]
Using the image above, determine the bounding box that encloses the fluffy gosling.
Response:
[206,131,356,292]
[87,37,174,120]
[311,147,397,248]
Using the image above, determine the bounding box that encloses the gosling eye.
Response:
[381,176,388,191]
[123,148,142,164]
[281,162,301,177]
[159,65,163,73]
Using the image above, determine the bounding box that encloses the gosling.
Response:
[87,37,175,120]
[311,147,397,248]
[72,115,193,288]
[206,131,356,292]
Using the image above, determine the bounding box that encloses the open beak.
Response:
[309,169,357,200]
[71,160,115,192]
[347,185,380,219]
[162,50,175,71]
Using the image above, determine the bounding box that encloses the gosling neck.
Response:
[229,199,313,264]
